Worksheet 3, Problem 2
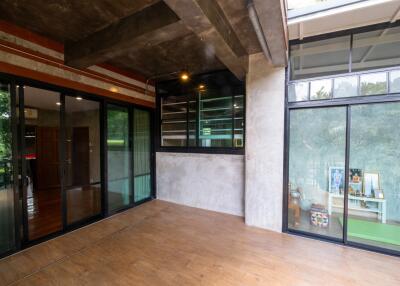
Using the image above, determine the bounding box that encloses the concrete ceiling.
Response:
[0,0,288,80]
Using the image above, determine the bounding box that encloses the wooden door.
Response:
[72,127,90,186]
[36,127,60,190]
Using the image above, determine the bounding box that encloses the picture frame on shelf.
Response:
[328,167,344,194]
[374,189,384,199]
[349,168,363,196]
[364,172,380,198]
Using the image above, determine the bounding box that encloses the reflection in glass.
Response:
[133,109,151,202]
[360,72,387,96]
[349,103,400,252]
[234,95,244,147]
[390,70,400,93]
[199,89,233,147]
[188,94,196,147]
[161,96,187,147]
[352,26,400,72]
[0,82,15,254]
[107,105,131,212]
[65,96,101,225]
[333,76,358,98]
[23,86,62,241]
[288,107,346,239]
[288,82,309,102]
[310,79,332,100]
[290,36,350,80]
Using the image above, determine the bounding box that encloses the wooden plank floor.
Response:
[0,200,399,286]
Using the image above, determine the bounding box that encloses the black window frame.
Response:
[289,20,400,82]
[0,71,156,258]
[283,20,400,257]
[156,70,245,155]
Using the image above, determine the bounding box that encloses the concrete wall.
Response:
[245,53,285,232]
[156,152,244,216]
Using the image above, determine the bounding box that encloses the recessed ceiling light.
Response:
[76,96,83,101]
[110,87,118,93]
[180,72,189,81]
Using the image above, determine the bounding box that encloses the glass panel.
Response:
[333,76,358,98]
[290,35,350,80]
[360,72,387,96]
[107,105,131,212]
[23,86,62,240]
[0,82,15,254]
[234,95,244,147]
[310,79,332,100]
[288,82,309,102]
[348,103,400,252]
[288,0,338,10]
[161,95,187,147]
[65,96,101,225]
[199,89,233,147]
[288,107,346,239]
[133,109,151,202]
[352,26,400,72]
[188,94,196,147]
[390,70,400,93]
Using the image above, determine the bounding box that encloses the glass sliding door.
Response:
[288,107,346,239]
[0,82,16,255]
[22,86,62,241]
[107,104,131,212]
[64,96,101,225]
[348,103,400,252]
[133,109,151,202]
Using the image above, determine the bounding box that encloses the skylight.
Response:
[287,0,370,19]
[287,0,333,10]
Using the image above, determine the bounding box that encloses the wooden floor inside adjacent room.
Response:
[0,200,399,286]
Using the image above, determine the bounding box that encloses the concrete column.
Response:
[245,53,285,232]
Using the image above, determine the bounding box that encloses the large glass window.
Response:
[133,109,151,202]
[107,104,131,212]
[65,96,101,225]
[290,35,351,80]
[288,107,346,239]
[161,95,187,147]
[352,26,400,72]
[348,103,400,252]
[0,82,16,254]
[158,70,244,150]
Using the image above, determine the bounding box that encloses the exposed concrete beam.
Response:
[164,0,248,80]
[65,1,181,69]
[252,0,288,67]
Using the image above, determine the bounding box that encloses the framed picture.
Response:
[329,167,344,193]
[363,172,380,198]
[349,168,363,196]
[375,189,384,199]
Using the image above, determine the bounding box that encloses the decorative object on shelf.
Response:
[310,204,329,228]
[349,168,363,196]
[288,187,302,226]
[364,172,380,198]
[374,189,384,199]
[328,166,344,194]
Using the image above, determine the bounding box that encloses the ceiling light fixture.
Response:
[180,71,189,81]
[76,96,83,101]
[56,102,61,106]
[110,87,119,93]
